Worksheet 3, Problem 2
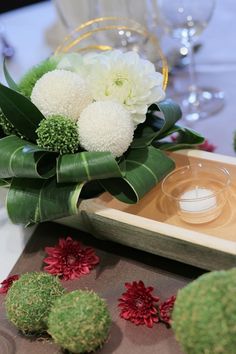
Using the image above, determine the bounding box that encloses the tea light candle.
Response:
[179,188,217,212]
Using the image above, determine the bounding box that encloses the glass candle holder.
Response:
[161,163,230,224]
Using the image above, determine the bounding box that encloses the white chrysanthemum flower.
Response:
[84,50,166,125]
[78,101,134,157]
[31,69,93,121]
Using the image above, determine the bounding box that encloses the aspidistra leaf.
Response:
[3,59,19,92]
[132,99,182,148]
[153,126,205,151]
[0,135,56,179]
[0,83,45,141]
[101,146,175,203]
[7,177,84,225]
[57,151,123,183]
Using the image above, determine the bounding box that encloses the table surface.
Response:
[0,222,205,354]
[0,0,235,287]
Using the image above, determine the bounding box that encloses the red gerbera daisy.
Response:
[118,281,159,328]
[0,274,20,294]
[43,236,100,280]
[159,295,176,326]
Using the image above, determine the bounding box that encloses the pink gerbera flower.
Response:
[118,281,160,328]
[43,236,99,280]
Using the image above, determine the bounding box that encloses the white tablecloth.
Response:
[0,0,235,280]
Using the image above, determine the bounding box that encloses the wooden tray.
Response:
[58,150,236,270]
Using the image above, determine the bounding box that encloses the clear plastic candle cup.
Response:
[161,163,230,224]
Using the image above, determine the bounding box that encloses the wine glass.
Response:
[157,0,224,122]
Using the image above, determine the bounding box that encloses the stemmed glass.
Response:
[157,0,224,122]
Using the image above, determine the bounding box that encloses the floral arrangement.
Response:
[0,50,203,225]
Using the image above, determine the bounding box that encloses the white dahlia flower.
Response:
[84,50,166,125]
[78,101,134,157]
[31,69,93,121]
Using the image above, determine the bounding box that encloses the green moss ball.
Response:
[5,272,64,333]
[36,115,79,154]
[172,268,236,354]
[48,290,111,353]
[18,58,57,97]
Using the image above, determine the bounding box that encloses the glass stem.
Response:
[183,38,198,96]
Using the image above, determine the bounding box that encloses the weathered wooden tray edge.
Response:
[57,150,236,271]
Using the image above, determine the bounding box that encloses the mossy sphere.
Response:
[172,268,236,354]
[5,272,64,333]
[48,290,111,353]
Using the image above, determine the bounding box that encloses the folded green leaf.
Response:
[0,178,11,187]
[57,151,123,183]
[0,135,56,179]
[101,146,175,203]
[153,126,205,151]
[132,99,182,148]
[3,59,19,92]
[7,177,84,225]
[0,83,45,141]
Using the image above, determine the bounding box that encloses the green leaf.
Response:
[0,135,56,179]
[132,99,182,148]
[0,83,45,142]
[153,126,205,151]
[101,146,175,204]
[7,177,84,225]
[0,178,11,187]
[3,59,19,91]
[57,151,123,183]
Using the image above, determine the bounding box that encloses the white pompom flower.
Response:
[31,69,93,121]
[78,101,134,157]
[84,50,166,125]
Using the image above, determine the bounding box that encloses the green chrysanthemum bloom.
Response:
[36,115,79,154]
[18,57,57,97]
[0,109,17,136]
[172,268,236,354]
[5,272,64,333]
[48,290,111,353]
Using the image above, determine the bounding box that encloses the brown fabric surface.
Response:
[0,222,205,354]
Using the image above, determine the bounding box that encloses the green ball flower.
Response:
[172,268,236,354]
[36,115,79,154]
[18,58,57,97]
[5,272,64,333]
[48,290,111,353]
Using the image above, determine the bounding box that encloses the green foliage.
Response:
[234,132,236,152]
[0,83,45,142]
[172,268,236,354]
[5,272,64,333]
[48,290,111,353]
[36,115,79,154]
[18,58,57,97]
[0,108,17,136]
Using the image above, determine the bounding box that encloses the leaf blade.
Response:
[0,83,45,141]
[0,135,56,179]
[101,146,175,203]
[57,151,123,183]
